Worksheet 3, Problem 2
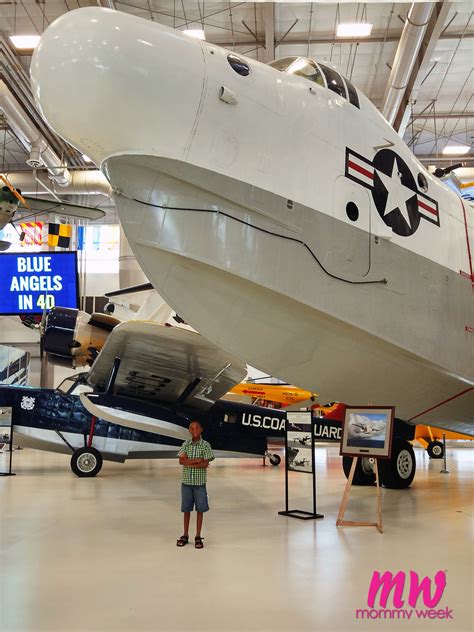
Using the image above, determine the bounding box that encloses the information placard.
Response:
[0,252,79,315]
[287,411,313,473]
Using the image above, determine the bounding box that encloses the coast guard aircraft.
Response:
[30,8,473,437]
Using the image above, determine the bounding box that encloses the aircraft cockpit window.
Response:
[319,64,348,100]
[269,57,325,88]
[227,54,250,76]
[287,58,325,87]
[344,78,360,109]
[268,57,299,72]
[57,375,92,395]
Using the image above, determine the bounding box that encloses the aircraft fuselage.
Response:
[30,8,473,431]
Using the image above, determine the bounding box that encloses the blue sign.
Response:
[0,252,79,315]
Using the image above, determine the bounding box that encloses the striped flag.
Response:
[19,222,43,246]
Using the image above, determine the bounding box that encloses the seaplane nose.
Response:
[30,7,205,166]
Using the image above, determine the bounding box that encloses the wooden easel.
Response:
[336,457,383,533]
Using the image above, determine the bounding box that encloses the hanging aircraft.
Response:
[0,176,105,250]
[228,381,317,408]
[30,9,473,444]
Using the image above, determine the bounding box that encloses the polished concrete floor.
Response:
[0,444,473,632]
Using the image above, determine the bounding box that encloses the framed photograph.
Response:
[286,411,313,474]
[340,406,395,459]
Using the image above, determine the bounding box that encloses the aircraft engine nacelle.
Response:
[43,307,120,368]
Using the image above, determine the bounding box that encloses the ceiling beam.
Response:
[263,3,275,63]
[208,29,472,49]
[416,154,474,166]
[394,1,452,136]
[412,111,474,121]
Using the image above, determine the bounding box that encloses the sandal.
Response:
[176,535,189,547]
[195,536,204,549]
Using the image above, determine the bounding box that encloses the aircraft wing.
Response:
[86,321,247,412]
[19,197,105,221]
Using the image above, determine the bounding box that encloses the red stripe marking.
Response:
[87,416,97,448]
[417,200,438,216]
[460,199,473,282]
[408,387,474,422]
[348,160,373,180]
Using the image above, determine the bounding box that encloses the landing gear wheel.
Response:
[427,440,444,459]
[269,454,281,466]
[342,456,376,485]
[71,447,103,477]
[378,441,416,489]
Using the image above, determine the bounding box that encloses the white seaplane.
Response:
[30,8,473,441]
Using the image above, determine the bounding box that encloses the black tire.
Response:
[427,440,444,459]
[342,456,376,485]
[378,441,416,489]
[269,454,281,466]
[71,447,103,477]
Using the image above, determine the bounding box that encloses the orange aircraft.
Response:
[229,382,317,408]
[230,382,472,459]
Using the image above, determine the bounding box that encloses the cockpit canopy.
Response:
[268,56,360,109]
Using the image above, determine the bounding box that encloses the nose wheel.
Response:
[268,453,281,466]
[71,447,103,477]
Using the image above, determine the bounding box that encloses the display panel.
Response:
[0,252,79,315]
[340,406,395,459]
[287,411,313,473]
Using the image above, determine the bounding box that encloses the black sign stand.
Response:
[278,415,323,520]
[0,414,15,477]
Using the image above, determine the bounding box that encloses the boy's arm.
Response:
[180,456,205,465]
[189,442,214,468]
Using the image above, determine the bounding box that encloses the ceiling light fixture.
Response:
[442,145,471,156]
[336,23,373,38]
[183,28,206,41]
[9,35,41,50]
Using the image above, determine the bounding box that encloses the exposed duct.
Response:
[7,170,112,197]
[0,79,71,186]
[381,3,435,127]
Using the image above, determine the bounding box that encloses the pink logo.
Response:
[368,571,446,608]
[356,570,452,621]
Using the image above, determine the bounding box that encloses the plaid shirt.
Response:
[179,438,215,485]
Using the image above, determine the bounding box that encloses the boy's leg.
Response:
[183,511,191,536]
[196,511,203,537]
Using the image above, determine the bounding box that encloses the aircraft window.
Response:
[224,413,238,423]
[268,57,299,72]
[417,173,428,192]
[319,64,347,99]
[344,78,360,108]
[287,58,325,87]
[227,54,250,77]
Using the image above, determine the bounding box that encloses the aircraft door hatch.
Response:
[326,176,372,278]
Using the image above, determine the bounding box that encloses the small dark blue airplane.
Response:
[0,308,287,476]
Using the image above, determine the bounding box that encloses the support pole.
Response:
[440,432,450,474]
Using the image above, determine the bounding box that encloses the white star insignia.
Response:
[376,157,416,230]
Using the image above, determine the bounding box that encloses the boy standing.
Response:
[177,420,214,549]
